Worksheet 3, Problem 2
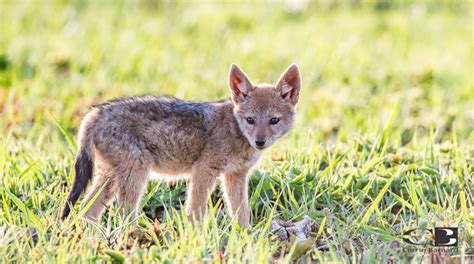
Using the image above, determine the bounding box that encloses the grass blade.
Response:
[356,167,401,231]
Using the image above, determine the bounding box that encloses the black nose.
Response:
[255,140,266,147]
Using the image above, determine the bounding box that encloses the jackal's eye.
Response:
[269,118,280,125]
[246,117,255,125]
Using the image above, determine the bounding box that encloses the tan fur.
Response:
[61,64,302,227]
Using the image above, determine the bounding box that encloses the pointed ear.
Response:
[276,64,301,105]
[228,64,253,103]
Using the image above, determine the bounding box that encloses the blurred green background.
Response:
[1,1,473,144]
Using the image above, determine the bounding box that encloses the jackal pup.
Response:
[61,64,302,227]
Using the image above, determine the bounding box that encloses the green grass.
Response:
[1,1,473,263]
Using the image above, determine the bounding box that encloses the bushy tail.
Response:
[61,113,96,220]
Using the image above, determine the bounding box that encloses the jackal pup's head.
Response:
[228,63,301,150]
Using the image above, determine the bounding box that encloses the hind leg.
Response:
[81,170,116,221]
[116,164,149,220]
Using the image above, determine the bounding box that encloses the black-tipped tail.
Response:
[61,150,93,219]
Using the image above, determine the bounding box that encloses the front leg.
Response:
[222,169,251,228]
[186,165,218,223]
